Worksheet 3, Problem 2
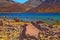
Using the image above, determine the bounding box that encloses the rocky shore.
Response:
[0,17,60,40]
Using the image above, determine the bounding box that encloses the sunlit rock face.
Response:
[25,23,40,38]
[25,0,45,7]
[25,0,60,7]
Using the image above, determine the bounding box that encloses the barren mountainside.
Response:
[0,0,32,12]
[0,0,60,12]
[29,0,60,12]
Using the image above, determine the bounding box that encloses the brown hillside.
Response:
[0,1,32,12]
[30,0,60,12]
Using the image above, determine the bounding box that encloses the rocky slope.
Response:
[24,0,44,7]
[30,0,60,12]
[0,0,32,12]
[0,17,60,40]
[0,0,60,12]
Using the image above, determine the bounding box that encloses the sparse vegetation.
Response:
[0,17,60,40]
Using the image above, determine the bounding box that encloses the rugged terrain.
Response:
[30,0,60,12]
[0,0,60,12]
[0,17,60,40]
[0,0,32,12]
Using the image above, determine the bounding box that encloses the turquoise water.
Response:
[0,12,60,22]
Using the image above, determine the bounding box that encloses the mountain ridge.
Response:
[0,0,60,12]
[29,0,60,12]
